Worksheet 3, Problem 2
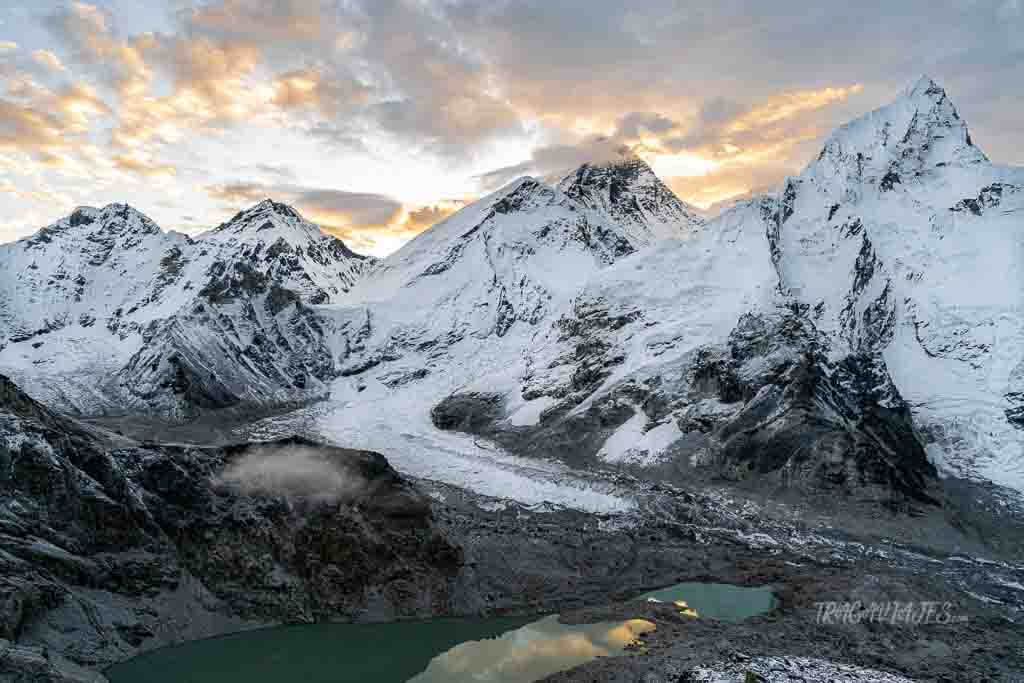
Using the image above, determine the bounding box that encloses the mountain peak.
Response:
[808,77,987,191]
[251,198,303,219]
[905,74,946,101]
[212,198,321,239]
[27,203,162,245]
[204,198,369,262]
[557,152,703,243]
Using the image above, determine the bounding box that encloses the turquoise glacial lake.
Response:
[106,582,775,683]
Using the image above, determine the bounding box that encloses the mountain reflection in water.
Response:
[409,615,656,683]
[106,583,774,683]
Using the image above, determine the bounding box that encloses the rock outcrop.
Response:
[0,374,460,677]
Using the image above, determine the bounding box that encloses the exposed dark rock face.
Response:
[1008,366,1024,429]
[0,639,105,682]
[116,285,337,419]
[433,310,938,508]
[431,392,505,433]
[709,315,936,506]
[950,182,1016,215]
[0,375,460,677]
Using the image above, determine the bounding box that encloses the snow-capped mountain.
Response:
[0,204,191,348]
[0,76,1019,499]
[0,200,373,416]
[326,175,645,384]
[201,199,370,303]
[771,76,1024,489]
[430,193,940,505]
[557,153,704,244]
[428,77,1023,498]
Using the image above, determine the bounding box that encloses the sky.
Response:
[0,1,1021,256]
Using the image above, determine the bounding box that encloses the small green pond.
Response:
[638,581,776,620]
[106,582,775,683]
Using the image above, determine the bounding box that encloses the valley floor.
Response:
[82,395,1024,682]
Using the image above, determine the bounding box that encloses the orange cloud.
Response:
[633,84,866,208]
[112,154,177,179]
[324,200,470,256]
[725,85,864,133]
[186,0,336,42]
[271,67,371,116]
[0,82,110,161]
[665,161,799,210]
[32,50,66,72]
[203,181,469,255]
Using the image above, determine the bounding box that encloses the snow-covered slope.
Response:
[773,76,1024,489]
[431,195,939,505]
[0,200,372,416]
[429,77,1021,498]
[328,176,641,379]
[0,204,191,346]
[557,154,704,244]
[201,199,370,304]
[0,77,1020,498]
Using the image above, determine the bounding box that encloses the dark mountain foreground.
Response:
[2,374,1023,681]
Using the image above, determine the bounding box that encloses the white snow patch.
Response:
[506,396,557,427]
[598,412,682,467]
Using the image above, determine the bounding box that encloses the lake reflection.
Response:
[106,582,774,683]
[409,615,655,683]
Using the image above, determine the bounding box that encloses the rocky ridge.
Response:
[0,373,459,679]
[0,200,373,418]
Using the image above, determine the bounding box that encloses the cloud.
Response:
[205,181,402,230]
[297,189,404,229]
[615,112,679,138]
[184,0,348,44]
[349,199,468,253]
[474,82,864,208]
[475,138,632,191]
[205,181,267,204]
[665,161,795,210]
[0,82,111,163]
[2,0,1022,253]
[204,180,466,254]
[0,100,66,151]
[214,444,370,502]
[271,66,371,117]
[43,3,270,152]
[112,153,176,179]
[31,50,65,72]
[403,204,461,231]
[247,163,298,181]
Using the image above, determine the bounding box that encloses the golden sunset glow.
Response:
[0,2,1017,254]
[646,153,720,182]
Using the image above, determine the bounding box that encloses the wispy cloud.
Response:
[204,180,465,254]
[0,0,1019,250]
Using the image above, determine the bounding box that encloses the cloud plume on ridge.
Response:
[214,445,368,502]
